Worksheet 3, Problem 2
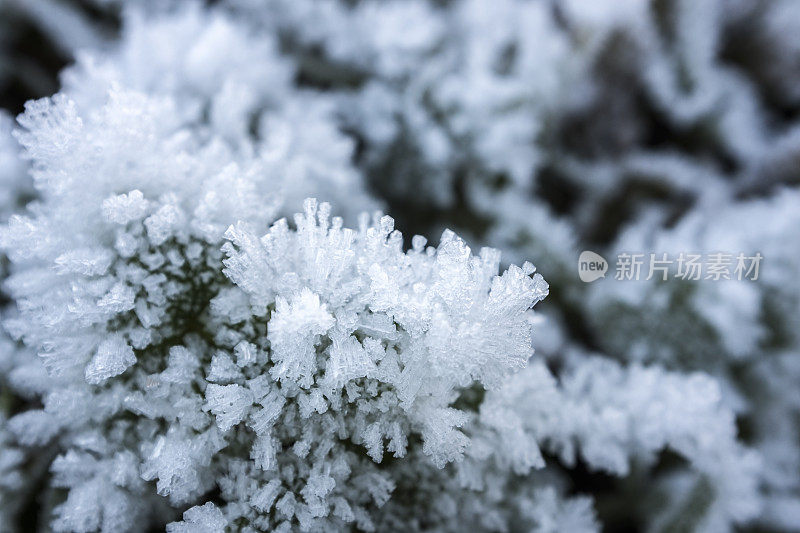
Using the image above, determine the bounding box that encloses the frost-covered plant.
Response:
[587,187,800,529]
[0,81,761,531]
[1,0,798,531]
[0,66,581,530]
[58,3,374,221]
[227,2,800,527]
[0,110,36,533]
[484,356,761,531]
[0,84,554,528]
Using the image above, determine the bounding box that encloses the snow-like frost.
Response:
[0,0,792,531]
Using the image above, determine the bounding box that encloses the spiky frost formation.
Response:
[220,1,799,527]
[0,82,564,531]
[0,183,552,530]
[160,198,549,529]
[1,0,794,531]
[0,32,372,525]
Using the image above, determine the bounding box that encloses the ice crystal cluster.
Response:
[1,0,799,532]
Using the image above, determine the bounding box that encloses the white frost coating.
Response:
[221,199,549,471]
[204,383,254,432]
[0,0,789,531]
[166,502,226,533]
[84,336,137,384]
[102,190,149,224]
[268,288,336,387]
